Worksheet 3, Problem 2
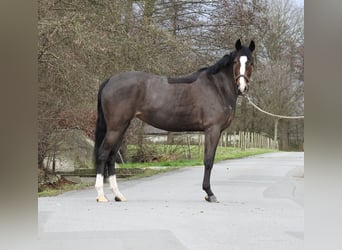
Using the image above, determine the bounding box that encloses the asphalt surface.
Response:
[38,152,304,250]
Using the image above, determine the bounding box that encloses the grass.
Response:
[38,181,93,197]
[123,146,277,168]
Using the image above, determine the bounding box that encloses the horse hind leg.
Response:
[95,129,126,202]
[95,145,110,202]
[107,135,127,202]
[110,175,126,202]
[95,175,108,202]
[95,143,109,202]
[106,121,131,202]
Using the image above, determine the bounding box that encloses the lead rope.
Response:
[242,94,304,119]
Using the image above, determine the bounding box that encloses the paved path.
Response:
[38,152,304,250]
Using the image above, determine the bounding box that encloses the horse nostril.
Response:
[240,85,248,94]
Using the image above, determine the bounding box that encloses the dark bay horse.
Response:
[94,39,255,202]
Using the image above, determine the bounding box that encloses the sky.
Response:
[293,0,304,7]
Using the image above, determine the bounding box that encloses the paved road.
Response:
[38,152,304,250]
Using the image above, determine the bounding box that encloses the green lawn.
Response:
[123,145,277,168]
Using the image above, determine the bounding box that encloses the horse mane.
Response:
[206,52,236,75]
[167,50,238,84]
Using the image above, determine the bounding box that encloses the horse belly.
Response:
[137,105,203,132]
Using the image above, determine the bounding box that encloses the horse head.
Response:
[233,39,255,94]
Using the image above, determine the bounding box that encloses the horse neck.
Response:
[213,65,238,105]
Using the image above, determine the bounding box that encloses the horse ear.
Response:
[249,40,255,52]
[235,39,242,51]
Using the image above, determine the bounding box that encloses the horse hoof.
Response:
[115,196,127,202]
[96,195,109,202]
[205,195,219,203]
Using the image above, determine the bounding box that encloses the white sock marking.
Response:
[239,56,248,92]
[95,174,104,197]
[109,175,125,200]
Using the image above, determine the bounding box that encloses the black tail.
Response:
[94,78,110,166]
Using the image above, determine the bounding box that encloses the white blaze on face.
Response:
[238,56,248,92]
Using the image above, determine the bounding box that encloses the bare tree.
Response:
[249,60,303,147]
[38,0,204,168]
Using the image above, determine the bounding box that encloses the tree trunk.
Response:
[171,0,179,37]
[137,121,145,161]
[144,0,156,24]
[52,150,56,174]
[279,119,289,151]
[274,118,279,141]
[124,0,133,33]
[240,97,248,130]
[167,131,174,145]
[118,138,127,163]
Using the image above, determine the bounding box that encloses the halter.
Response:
[233,66,250,96]
[234,74,250,83]
[232,60,250,85]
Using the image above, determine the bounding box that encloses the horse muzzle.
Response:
[235,74,250,94]
[239,84,249,93]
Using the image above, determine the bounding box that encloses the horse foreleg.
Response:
[203,127,221,203]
